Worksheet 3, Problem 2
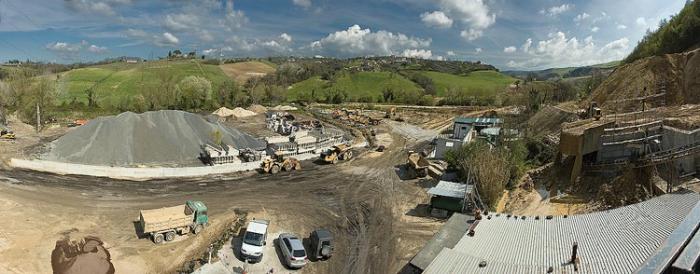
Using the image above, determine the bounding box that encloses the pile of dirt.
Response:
[51,236,115,274]
[526,104,578,137]
[44,110,265,166]
[590,48,700,111]
[247,104,267,114]
[594,168,655,209]
[212,107,256,118]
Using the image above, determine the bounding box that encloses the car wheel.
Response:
[193,224,203,234]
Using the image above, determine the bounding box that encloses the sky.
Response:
[0,0,689,70]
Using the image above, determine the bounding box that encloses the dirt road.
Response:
[0,130,442,274]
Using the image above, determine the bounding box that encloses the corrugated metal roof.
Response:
[481,127,501,136]
[423,192,700,274]
[455,117,502,124]
[428,181,473,198]
[410,213,473,270]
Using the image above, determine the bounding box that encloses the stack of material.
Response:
[270,105,298,111]
[247,104,268,114]
[213,107,256,118]
[44,110,265,166]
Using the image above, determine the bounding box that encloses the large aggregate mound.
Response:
[45,110,265,166]
[590,48,700,111]
[51,236,115,274]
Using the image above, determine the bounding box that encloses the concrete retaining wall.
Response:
[10,150,324,181]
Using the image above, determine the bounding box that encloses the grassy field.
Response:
[288,71,421,102]
[56,60,230,107]
[219,61,276,83]
[419,70,515,97]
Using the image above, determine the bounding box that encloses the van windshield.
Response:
[243,232,264,246]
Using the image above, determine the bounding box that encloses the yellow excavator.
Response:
[261,152,301,174]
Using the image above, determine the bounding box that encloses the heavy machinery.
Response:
[406,151,430,178]
[309,229,334,260]
[320,144,353,164]
[385,107,396,118]
[138,200,209,244]
[585,102,602,120]
[0,128,15,140]
[261,153,301,174]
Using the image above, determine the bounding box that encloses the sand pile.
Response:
[213,107,256,118]
[247,104,268,114]
[45,110,265,166]
[51,236,115,274]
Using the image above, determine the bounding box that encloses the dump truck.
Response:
[138,200,209,244]
[320,144,353,164]
[261,153,301,174]
[406,151,430,178]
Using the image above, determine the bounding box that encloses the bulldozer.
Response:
[406,151,430,178]
[320,144,353,164]
[0,128,16,140]
[261,153,301,174]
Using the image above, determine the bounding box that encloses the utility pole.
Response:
[35,103,40,132]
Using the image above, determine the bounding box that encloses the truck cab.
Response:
[186,200,209,229]
[240,219,269,263]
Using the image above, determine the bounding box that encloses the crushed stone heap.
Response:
[44,110,265,166]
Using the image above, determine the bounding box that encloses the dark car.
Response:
[309,229,334,260]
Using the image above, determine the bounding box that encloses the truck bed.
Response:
[140,205,193,233]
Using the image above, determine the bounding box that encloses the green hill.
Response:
[57,60,230,107]
[418,70,515,97]
[625,1,700,63]
[288,71,422,102]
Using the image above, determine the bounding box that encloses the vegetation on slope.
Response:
[625,0,700,63]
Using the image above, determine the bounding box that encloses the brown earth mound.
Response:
[590,48,700,111]
[51,236,115,274]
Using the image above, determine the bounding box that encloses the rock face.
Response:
[590,48,700,111]
[44,110,265,166]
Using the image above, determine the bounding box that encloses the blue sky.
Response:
[0,0,689,70]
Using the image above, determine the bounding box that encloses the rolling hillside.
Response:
[57,60,230,107]
[219,61,276,83]
[288,71,422,102]
[418,70,515,97]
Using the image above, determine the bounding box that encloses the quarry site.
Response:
[2,1,700,274]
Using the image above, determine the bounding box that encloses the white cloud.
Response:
[164,13,200,32]
[425,0,495,40]
[540,4,573,17]
[402,49,433,59]
[507,32,630,69]
[161,32,180,46]
[447,50,456,56]
[280,33,293,42]
[46,42,82,53]
[64,0,117,16]
[521,38,532,53]
[203,48,218,56]
[310,24,431,57]
[292,0,312,8]
[617,24,627,30]
[591,26,599,33]
[475,47,482,53]
[636,17,647,26]
[88,44,108,53]
[503,46,516,53]
[460,29,483,41]
[420,11,453,28]
[574,12,590,23]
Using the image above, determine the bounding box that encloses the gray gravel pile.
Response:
[45,110,265,166]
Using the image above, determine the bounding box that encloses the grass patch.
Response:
[419,70,515,97]
[287,71,421,102]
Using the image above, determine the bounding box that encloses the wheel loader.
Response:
[261,153,301,174]
[0,128,15,140]
[320,144,353,164]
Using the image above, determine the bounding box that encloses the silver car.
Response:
[277,233,307,269]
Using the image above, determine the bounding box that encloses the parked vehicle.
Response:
[278,233,308,269]
[309,229,334,260]
[138,200,208,244]
[241,219,269,263]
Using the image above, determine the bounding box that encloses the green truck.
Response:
[138,200,209,244]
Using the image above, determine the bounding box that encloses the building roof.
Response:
[428,181,473,198]
[481,127,501,136]
[410,213,473,270]
[423,191,700,274]
[454,117,502,125]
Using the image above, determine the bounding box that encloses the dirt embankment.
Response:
[590,48,700,111]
